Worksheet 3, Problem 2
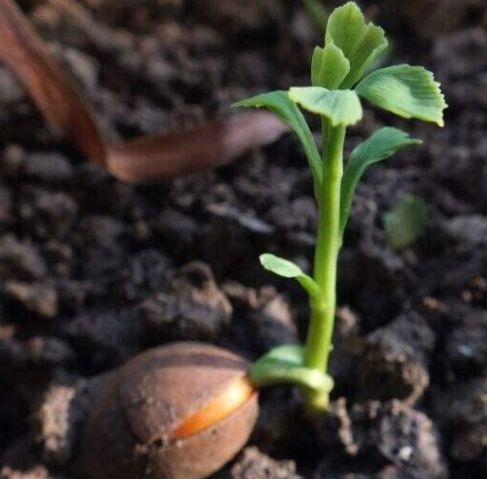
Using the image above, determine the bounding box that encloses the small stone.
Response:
[227,447,302,479]
[5,281,59,319]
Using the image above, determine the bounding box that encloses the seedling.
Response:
[26,3,447,479]
[236,1,446,412]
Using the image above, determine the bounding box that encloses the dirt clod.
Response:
[141,262,233,343]
[357,313,435,405]
[226,447,302,479]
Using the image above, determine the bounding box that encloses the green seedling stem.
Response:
[304,120,344,409]
[235,1,447,413]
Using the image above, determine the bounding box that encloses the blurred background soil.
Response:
[1,0,487,477]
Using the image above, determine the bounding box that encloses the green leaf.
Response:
[250,344,334,393]
[311,44,350,89]
[289,87,363,126]
[234,91,322,184]
[325,1,388,88]
[253,344,305,366]
[384,195,427,251]
[260,253,319,298]
[356,65,447,126]
[340,127,421,234]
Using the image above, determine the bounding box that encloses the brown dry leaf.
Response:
[0,0,288,183]
[106,112,288,183]
[0,0,105,165]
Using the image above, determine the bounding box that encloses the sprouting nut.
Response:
[74,342,258,479]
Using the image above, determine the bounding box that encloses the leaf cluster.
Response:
[235,1,446,290]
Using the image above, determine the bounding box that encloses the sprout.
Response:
[236,1,447,413]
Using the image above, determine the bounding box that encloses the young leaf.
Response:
[260,253,319,298]
[250,344,334,393]
[311,44,350,89]
[356,65,447,126]
[251,360,334,393]
[384,195,427,250]
[234,91,322,184]
[325,1,388,88]
[340,127,421,234]
[289,87,363,127]
[252,344,305,367]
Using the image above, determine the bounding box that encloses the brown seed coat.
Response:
[74,342,259,479]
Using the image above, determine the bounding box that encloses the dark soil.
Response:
[1,1,487,478]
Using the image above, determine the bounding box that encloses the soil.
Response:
[1,1,487,478]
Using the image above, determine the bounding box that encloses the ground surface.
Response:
[1,1,487,478]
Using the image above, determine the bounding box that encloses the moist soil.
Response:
[1,1,487,478]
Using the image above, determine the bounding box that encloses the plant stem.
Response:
[304,119,345,412]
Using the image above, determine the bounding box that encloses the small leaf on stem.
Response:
[234,91,322,184]
[356,65,447,126]
[259,253,319,298]
[250,344,334,393]
[311,44,350,89]
[325,1,388,88]
[340,127,421,234]
[254,344,306,366]
[384,195,428,250]
[289,87,363,126]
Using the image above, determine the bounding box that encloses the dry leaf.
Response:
[0,0,288,183]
